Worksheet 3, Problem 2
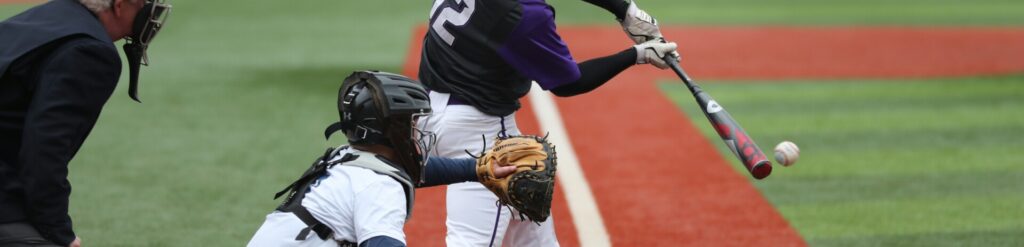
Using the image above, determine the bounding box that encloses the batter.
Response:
[419,0,677,246]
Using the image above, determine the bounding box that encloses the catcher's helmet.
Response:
[324,71,435,184]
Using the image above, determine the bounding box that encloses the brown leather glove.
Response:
[476,135,558,222]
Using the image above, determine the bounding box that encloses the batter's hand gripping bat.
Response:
[664,56,773,179]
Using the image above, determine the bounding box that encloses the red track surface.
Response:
[402,26,1024,246]
[562,26,1024,80]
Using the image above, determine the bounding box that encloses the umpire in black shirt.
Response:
[0,0,170,246]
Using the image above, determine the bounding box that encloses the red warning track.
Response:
[402,26,1024,246]
[561,26,1024,80]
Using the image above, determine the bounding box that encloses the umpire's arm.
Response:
[18,38,120,246]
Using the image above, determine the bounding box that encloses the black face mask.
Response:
[122,0,171,102]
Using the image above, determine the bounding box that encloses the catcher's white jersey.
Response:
[247,150,408,246]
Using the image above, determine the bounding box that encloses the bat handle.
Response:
[665,54,684,78]
[656,37,690,82]
[664,55,701,94]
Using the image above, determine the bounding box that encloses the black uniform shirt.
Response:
[0,0,121,245]
[419,0,580,116]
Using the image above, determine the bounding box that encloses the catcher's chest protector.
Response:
[341,149,416,219]
[275,147,417,241]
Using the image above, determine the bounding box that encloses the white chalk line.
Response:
[528,84,611,247]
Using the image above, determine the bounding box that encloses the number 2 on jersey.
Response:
[430,0,475,45]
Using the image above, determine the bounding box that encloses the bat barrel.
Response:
[750,160,772,180]
[666,57,772,180]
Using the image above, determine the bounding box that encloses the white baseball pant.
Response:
[420,91,559,247]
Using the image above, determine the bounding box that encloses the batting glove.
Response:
[619,1,663,44]
[634,40,678,69]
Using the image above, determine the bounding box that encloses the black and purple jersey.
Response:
[419,0,581,116]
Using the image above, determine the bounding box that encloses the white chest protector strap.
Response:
[274,147,416,242]
[341,149,416,220]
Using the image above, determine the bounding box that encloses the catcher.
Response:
[247,71,556,247]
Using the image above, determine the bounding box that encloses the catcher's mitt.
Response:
[475,135,557,223]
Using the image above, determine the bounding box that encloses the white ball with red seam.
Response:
[774,141,800,167]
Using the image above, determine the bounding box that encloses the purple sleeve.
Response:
[497,0,581,90]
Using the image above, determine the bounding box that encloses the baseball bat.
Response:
[664,56,773,179]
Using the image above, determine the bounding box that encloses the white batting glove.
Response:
[619,1,663,44]
[634,40,678,69]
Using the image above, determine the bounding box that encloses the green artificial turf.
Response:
[547,0,1024,25]
[659,75,1024,246]
[0,4,29,17]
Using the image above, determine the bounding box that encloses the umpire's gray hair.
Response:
[78,0,140,13]
[78,0,112,13]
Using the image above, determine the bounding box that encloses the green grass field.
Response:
[661,76,1024,246]
[2,0,1023,246]
[551,0,1024,25]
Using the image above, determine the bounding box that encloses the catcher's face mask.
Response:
[410,112,437,183]
[385,106,435,186]
[123,0,172,101]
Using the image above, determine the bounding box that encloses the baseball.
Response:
[774,141,800,167]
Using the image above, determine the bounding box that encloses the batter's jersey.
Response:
[419,0,581,117]
[247,150,408,246]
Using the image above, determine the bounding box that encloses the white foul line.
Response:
[528,84,611,247]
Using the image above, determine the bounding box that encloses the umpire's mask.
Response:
[123,0,172,102]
